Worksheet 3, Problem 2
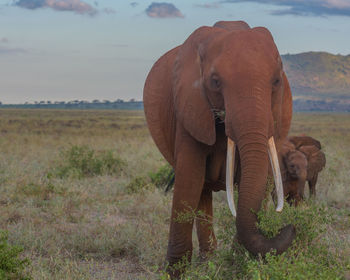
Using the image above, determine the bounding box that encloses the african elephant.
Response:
[299,144,326,197]
[281,136,326,204]
[143,20,295,276]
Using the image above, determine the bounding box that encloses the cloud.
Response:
[103,7,116,14]
[0,46,27,55]
[14,0,98,15]
[222,0,350,17]
[145,2,184,18]
[0,37,9,43]
[195,3,220,9]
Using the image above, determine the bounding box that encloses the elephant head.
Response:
[144,21,295,272]
[282,149,308,204]
[284,150,308,181]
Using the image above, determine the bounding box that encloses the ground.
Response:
[0,109,349,279]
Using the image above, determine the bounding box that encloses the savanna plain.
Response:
[0,109,349,279]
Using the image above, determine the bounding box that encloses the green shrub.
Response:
[247,248,344,280]
[125,176,154,194]
[0,231,31,280]
[176,200,348,280]
[54,145,126,179]
[246,201,346,280]
[257,201,331,244]
[148,164,174,190]
[125,163,173,195]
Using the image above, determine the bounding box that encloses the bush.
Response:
[148,164,174,190]
[125,176,154,194]
[246,248,344,280]
[53,145,126,179]
[125,164,173,195]
[175,200,348,279]
[0,231,31,280]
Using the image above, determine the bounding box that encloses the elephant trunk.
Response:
[224,80,295,256]
[235,132,295,255]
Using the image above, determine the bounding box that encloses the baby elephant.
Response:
[281,136,326,205]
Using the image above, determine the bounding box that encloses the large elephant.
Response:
[143,21,295,275]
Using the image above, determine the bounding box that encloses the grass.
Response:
[0,109,349,279]
[51,145,126,179]
[0,230,30,280]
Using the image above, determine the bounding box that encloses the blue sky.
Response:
[0,0,349,103]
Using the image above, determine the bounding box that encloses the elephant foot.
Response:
[166,266,182,280]
[198,232,217,261]
[166,251,192,279]
[198,245,216,263]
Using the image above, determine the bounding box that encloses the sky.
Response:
[0,0,349,104]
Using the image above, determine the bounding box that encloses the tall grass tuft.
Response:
[52,145,126,179]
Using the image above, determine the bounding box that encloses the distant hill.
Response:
[282,52,350,100]
[1,52,350,112]
[0,101,144,110]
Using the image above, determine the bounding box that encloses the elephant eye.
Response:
[273,78,281,87]
[210,75,221,90]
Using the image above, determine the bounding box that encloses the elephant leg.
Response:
[297,180,305,201]
[308,175,318,198]
[166,132,207,276]
[286,195,293,206]
[195,188,217,259]
[293,193,302,206]
[285,181,298,205]
[288,188,298,206]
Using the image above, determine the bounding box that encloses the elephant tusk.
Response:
[226,138,236,217]
[268,136,284,212]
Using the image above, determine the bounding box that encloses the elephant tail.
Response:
[164,169,175,193]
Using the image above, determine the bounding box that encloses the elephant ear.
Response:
[280,139,296,159]
[173,26,221,145]
[288,136,321,150]
[279,139,296,181]
[299,145,326,174]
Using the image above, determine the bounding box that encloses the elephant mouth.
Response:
[225,136,284,217]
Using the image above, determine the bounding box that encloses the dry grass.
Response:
[0,109,349,279]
